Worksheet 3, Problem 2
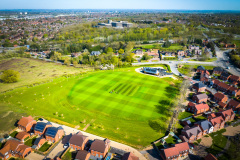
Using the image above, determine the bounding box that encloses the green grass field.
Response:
[0,66,180,148]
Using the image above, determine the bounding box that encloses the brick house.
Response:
[45,126,64,143]
[213,67,224,75]
[160,142,189,160]
[192,82,206,92]
[229,75,240,82]
[122,152,140,160]
[15,132,30,142]
[213,93,228,103]
[197,66,205,73]
[17,116,36,132]
[192,93,208,103]
[211,79,221,88]
[200,70,210,83]
[220,72,231,81]
[69,132,89,151]
[210,116,225,132]
[216,82,230,92]
[194,120,214,135]
[0,139,32,160]
[227,86,240,97]
[34,121,52,136]
[32,137,46,150]
[75,150,91,160]
[227,99,240,111]
[218,101,227,109]
[217,109,235,122]
[90,139,111,158]
[180,126,203,143]
[187,102,210,115]
[207,113,217,120]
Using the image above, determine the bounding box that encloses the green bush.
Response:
[1,70,20,83]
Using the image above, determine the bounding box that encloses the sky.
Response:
[1,0,240,10]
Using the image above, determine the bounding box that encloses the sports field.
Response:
[0,66,180,148]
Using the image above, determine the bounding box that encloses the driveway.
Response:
[45,140,65,159]
[26,152,45,160]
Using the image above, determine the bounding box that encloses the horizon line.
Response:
[0,9,240,11]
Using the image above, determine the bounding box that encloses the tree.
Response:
[142,53,151,60]
[50,51,62,61]
[1,70,20,83]
[106,47,113,53]
[163,41,171,48]
[118,49,124,54]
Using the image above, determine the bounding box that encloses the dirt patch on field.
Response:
[223,126,240,136]
[0,59,23,70]
[194,136,212,157]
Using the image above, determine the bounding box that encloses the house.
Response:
[227,86,240,97]
[192,82,206,92]
[200,70,210,83]
[122,152,139,160]
[180,126,203,143]
[15,132,30,142]
[220,72,231,81]
[177,50,185,57]
[218,102,227,109]
[227,99,240,111]
[187,102,210,115]
[216,82,230,92]
[90,139,111,158]
[194,120,214,135]
[228,75,240,82]
[45,126,64,143]
[211,79,221,88]
[160,142,189,160]
[34,121,52,136]
[213,92,228,103]
[17,116,36,132]
[32,137,46,149]
[75,150,91,160]
[197,66,205,73]
[192,93,208,103]
[213,67,224,75]
[204,153,218,160]
[0,139,32,160]
[134,50,143,56]
[90,51,101,56]
[217,109,235,122]
[210,116,225,132]
[181,120,192,127]
[69,132,89,151]
[207,113,217,120]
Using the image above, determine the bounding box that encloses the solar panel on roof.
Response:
[46,128,58,137]
[35,123,46,132]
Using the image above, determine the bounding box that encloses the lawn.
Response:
[206,129,227,155]
[9,131,18,138]
[178,64,216,76]
[24,136,37,147]
[0,58,93,92]
[0,66,181,148]
[0,104,25,137]
[165,135,176,145]
[178,112,192,120]
[39,142,52,152]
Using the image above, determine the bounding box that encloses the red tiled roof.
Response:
[195,103,210,111]
[210,116,224,126]
[220,109,234,118]
[212,79,220,85]
[18,116,35,127]
[163,146,179,158]
[218,102,227,108]
[229,75,240,81]
[214,93,227,100]
[228,99,240,108]
[122,152,139,160]
[16,132,30,140]
[188,102,195,107]
[175,142,189,152]
[217,82,230,90]
[228,86,238,92]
